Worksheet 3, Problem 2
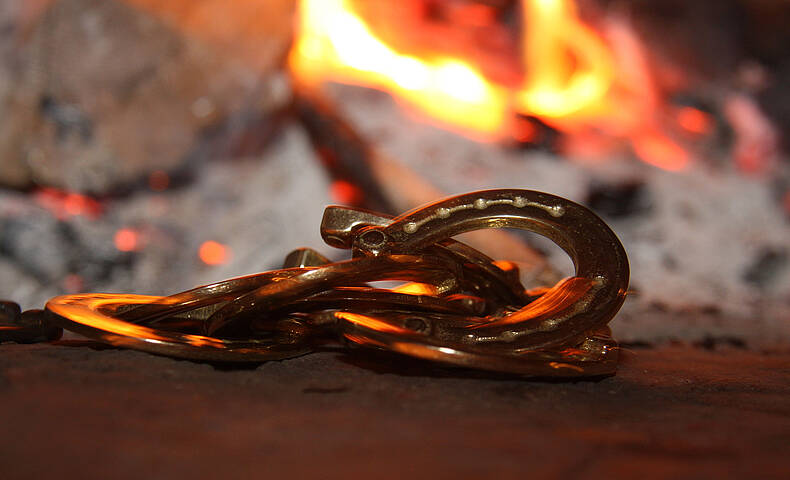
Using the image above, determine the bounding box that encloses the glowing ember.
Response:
[114,228,141,252]
[289,0,694,170]
[676,107,713,136]
[632,131,690,172]
[330,180,363,205]
[199,241,231,266]
[34,188,103,219]
[148,170,170,191]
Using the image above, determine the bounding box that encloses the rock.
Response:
[0,0,293,193]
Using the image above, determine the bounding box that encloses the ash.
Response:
[0,125,333,312]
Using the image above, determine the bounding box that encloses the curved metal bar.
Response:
[42,189,629,376]
[343,189,629,351]
[46,294,312,362]
[337,311,618,377]
[204,254,462,336]
[118,269,310,325]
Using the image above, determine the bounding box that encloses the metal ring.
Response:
[46,294,312,362]
[338,311,619,377]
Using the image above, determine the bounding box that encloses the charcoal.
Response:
[584,179,651,219]
[0,212,73,281]
[758,62,790,151]
[742,247,788,288]
[0,301,20,324]
[510,115,559,152]
[295,93,397,215]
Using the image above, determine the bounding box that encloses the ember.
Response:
[33,188,103,220]
[114,228,141,252]
[676,106,713,136]
[147,170,170,192]
[199,241,231,266]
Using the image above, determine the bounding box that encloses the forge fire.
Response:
[1,1,790,478]
[0,0,788,346]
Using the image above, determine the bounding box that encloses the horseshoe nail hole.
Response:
[404,317,427,332]
[359,229,386,247]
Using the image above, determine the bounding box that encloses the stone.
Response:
[0,0,293,192]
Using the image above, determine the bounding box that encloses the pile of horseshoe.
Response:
[9,190,630,377]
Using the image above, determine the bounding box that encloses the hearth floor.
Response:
[1,342,788,479]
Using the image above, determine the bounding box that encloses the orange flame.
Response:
[290,0,509,138]
[515,0,613,119]
[289,0,691,170]
[289,0,612,139]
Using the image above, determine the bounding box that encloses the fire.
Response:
[515,0,613,119]
[289,0,611,138]
[289,0,691,170]
[290,0,508,138]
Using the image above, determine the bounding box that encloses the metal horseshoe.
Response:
[334,189,629,375]
[43,189,629,376]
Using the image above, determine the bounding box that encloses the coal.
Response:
[0,210,73,281]
[0,300,20,324]
[584,179,651,219]
[742,246,788,288]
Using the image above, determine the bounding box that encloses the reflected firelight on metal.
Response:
[45,189,630,377]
